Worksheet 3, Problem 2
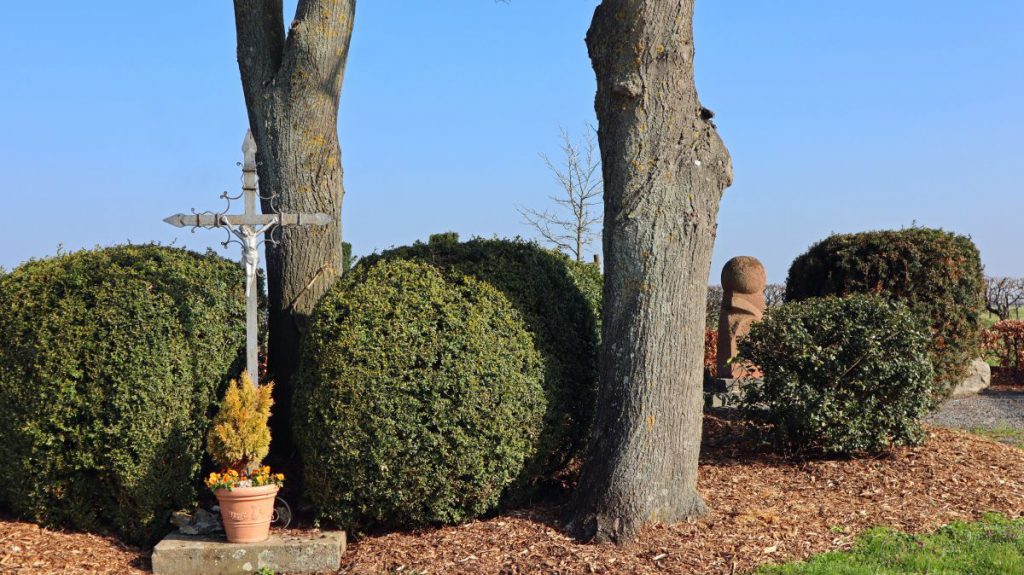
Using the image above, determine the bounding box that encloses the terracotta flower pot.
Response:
[214,484,279,543]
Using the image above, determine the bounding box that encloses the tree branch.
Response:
[234,0,286,116]
[518,206,577,258]
[280,0,356,101]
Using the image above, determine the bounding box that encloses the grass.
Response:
[757,514,1024,574]
[982,308,1024,329]
[969,426,1024,447]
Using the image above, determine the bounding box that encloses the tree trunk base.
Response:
[566,492,708,544]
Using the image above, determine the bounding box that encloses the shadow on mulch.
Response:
[981,386,1024,397]
[991,366,1024,387]
[337,410,813,542]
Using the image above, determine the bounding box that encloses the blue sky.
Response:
[1,1,1021,282]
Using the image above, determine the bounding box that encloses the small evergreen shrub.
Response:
[293,259,546,527]
[361,234,601,486]
[738,294,935,454]
[0,245,246,544]
[204,373,283,492]
[786,228,984,401]
[207,372,274,472]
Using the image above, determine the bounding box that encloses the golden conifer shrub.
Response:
[206,372,274,472]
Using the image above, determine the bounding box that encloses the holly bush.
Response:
[738,294,935,454]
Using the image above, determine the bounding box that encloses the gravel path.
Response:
[927,389,1024,445]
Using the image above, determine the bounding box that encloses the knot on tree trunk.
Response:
[613,75,642,98]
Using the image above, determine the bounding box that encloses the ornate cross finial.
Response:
[242,130,257,170]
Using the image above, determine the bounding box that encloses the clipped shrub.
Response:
[294,259,546,527]
[0,245,246,544]
[738,294,935,454]
[786,228,984,401]
[361,234,601,486]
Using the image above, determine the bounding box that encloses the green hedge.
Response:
[0,245,246,544]
[786,228,984,401]
[294,259,546,527]
[739,295,935,454]
[361,234,601,487]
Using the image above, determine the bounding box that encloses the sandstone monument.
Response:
[717,256,767,378]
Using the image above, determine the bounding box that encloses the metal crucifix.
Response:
[164,131,333,387]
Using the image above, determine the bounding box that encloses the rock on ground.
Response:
[950,358,991,398]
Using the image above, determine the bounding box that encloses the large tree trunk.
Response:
[567,0,732,543]
[234,0,355,444]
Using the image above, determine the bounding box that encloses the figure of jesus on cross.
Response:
[164,131,333,387]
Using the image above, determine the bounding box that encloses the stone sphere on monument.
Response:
[716,256,767,379]
[720,256,767,296]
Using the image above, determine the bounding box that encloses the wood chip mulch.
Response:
[2,415,1023,574]
[338,417,1024,575]
[0,519,147,574]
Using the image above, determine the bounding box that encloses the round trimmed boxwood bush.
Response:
[361,234,601,487]
[738,294,935,454]
[0,245,246,544]
[786,228,984,401]
[293,259,546,527]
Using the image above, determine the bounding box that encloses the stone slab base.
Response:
[704,377,759,408]
[152,531,345,575]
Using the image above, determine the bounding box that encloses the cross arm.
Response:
[163,212,333,229]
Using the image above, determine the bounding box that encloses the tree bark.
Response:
[234,0,355,443]
[567,0,732,544]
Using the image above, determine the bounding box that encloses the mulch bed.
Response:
[0,519,148,574]
[3,415,1023,574]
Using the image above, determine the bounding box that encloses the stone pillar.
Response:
[717,256,767,379]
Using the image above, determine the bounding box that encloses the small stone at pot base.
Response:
[151,530,345,575]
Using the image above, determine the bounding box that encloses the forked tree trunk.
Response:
[233,0,355,443]
[568,0,732,543]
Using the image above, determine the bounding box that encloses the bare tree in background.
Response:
[985,277,1024,321]
[764,284,786,308]
[519,127,603,262]
[706,285,723,329]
